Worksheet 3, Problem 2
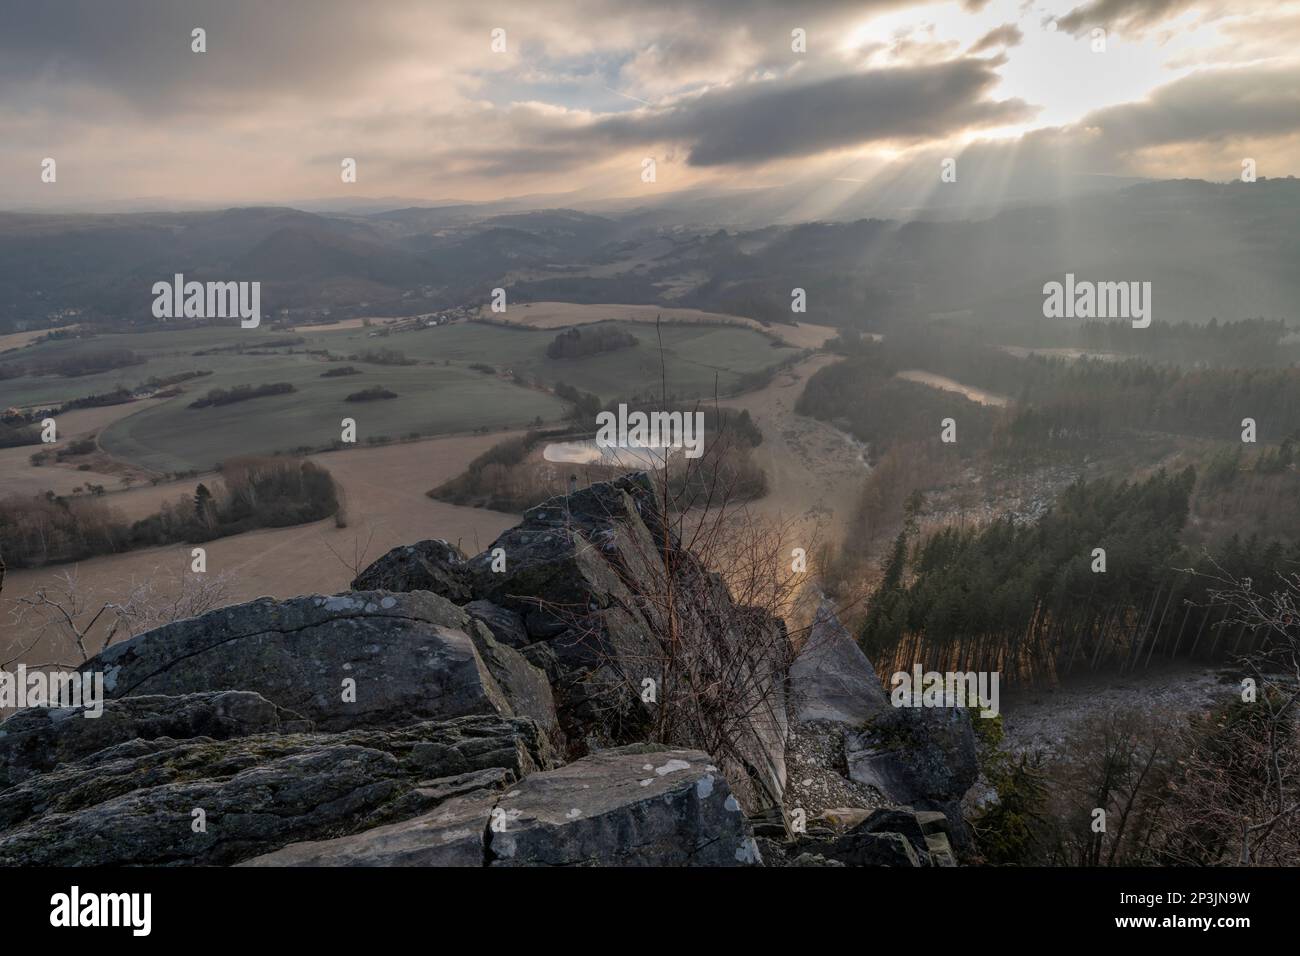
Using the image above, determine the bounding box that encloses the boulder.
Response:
[456,474,788,812]
[926,832,958,867]
[465,618,558,737]
[0,715,553,866]
[845,706,979,848]
[79,590,555,733]
[840,806,932,864]
[823,829,921,867]
[350,539,471,602]
[488,745,762,867]
[0,691,300,789]
[789,600,889,725]
[465,600,530,649]
[239,772,509,867]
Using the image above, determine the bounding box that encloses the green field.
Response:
[1,319,793,472]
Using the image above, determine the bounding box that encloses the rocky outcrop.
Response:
[488,745,760,867]
[790,600,889,726]
[243,745,762,868]
[0,715,552,866]
[350,539,472,602]
[0,474,979,867]
[79,590,555,735]
[240,776,509,867]
[351,473,788,814]
[784,603,979,851]
[0,691,303,789]
[845,706,979,847]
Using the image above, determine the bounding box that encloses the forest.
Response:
[859,469,1299,686]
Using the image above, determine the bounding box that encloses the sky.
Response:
[2,0,1299,209]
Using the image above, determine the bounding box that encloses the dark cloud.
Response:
[560,57,1035,166]
[1080,65,1300,150]
[970,23,1024,53]
[0,0,407,113]
[1057,0,1200,36]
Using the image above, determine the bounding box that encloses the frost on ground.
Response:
[997,663,1241,761]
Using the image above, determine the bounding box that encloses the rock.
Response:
[844,807,931,864]
[749,806,788,839]
[915,810,951,836]
[789,852,845,867]
[816,807,874,830]
[465,601,530,649]
[789,601,889,726]
[926,832,958,867]
[458,474,788,813]
[0,715,553,866]
[78,590,541,732]
[823,829,921,867]
[0,691,299,789]
[487,745,762,867]
[239,775,508,867]
[464,618,559,737]
[845,705,978,847]
[351,539,471,602]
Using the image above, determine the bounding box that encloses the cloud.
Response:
[558,57,1035,166]
[970,23,1023,53]
[1079,64,1300,151]
[944,60,1300,188]
[0,0,1297,205]
[1057,0,1201,36]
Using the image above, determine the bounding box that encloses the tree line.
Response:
[860,468,1299,685]
[0,457,338,568]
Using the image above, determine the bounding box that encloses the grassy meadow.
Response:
[1,316,794,472]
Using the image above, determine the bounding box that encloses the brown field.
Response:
[1,431,524,670]
[0,326,80,352]
[2,353,869,669]
[0,400,164,499]
[476,301,840,350]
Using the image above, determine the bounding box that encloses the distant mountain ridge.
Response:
[2,177,1297,333]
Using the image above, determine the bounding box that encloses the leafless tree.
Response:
[114,562,236,636]
[1154,560,1300,864]
[5,560,234,669]
[7,568,130,665]
[321,527,378,581]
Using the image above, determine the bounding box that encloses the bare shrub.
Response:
[5,561,234,668]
